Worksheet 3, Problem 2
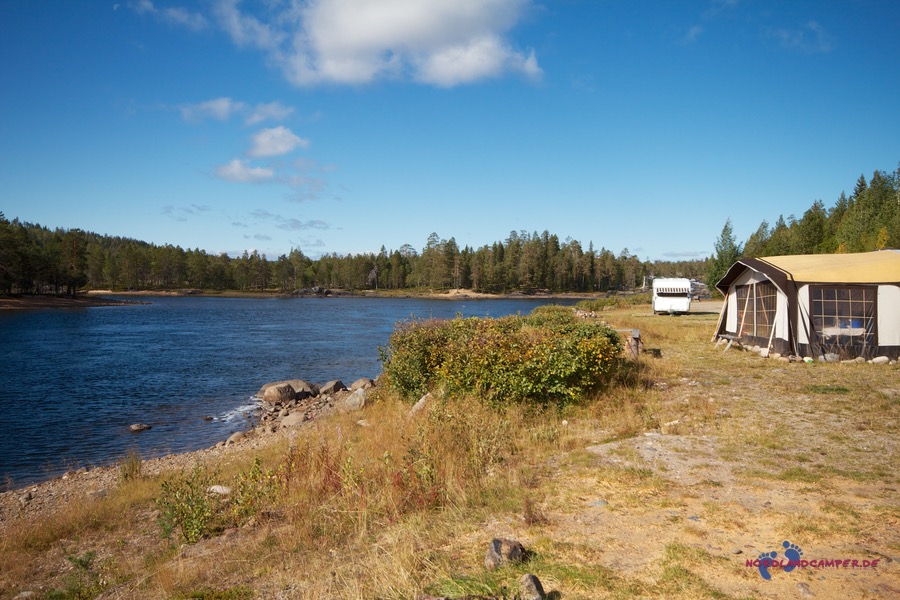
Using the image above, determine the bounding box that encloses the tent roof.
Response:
[716,249,900,293]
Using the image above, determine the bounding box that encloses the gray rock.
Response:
[485,538,525,570]
[226,431,246,445]
[409,393,433,416]
[871,356,890,364]
[257,379,318,399]
[263,383,296,405]
[342,388,367,411]
[129,423,152,432]
[280,412,307,428]
[208,485,232,496]
[823,353,840,363]
[519,573,546,600]
[87,489,108,500]
[320,379,347,395]
[13,592,37,599]
[797,581,815,597]
[350,377,375,391]
[284,379,319,397]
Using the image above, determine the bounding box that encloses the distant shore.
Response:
[0,294,138,310]
[1,288,605,310]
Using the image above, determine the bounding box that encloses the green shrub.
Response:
[231,458,278,525]
[157,465,218,543]
[380,307,622,404]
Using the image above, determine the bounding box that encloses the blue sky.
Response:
[2,1,898,261]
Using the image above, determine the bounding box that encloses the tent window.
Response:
[734,281,777,339]
[810,286,876,356]
[755,282,777,340]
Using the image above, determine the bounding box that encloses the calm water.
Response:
[0,295,570,487]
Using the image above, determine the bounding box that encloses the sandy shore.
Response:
[2,288,605,309]
[0,294,138,310]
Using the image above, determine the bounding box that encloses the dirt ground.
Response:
[518,302,900,599]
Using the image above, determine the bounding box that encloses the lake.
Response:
[0,295,573,487]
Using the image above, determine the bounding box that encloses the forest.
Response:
[1,164,897,296]
[705,164,900,290]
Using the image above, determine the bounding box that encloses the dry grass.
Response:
[1,299,898,599]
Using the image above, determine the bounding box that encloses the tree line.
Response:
[706,163,900,291]
[0,214,706,296]
[6,163,893,297]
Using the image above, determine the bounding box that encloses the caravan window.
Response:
[735,281,777,339]
[810,286,876,355]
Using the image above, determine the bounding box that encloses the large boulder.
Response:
[342,389,367,411]
[319,380,347,395]
[263,383,296,405]
[257,379,319,400]
[350,377,375,391]
[284,379,319,397]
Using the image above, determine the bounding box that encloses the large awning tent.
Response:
[713,250,900,359]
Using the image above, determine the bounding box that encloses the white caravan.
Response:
[652,278,692,314]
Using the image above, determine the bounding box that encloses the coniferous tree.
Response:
[706,219,742,295]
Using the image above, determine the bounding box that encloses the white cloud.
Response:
[249,126,309,157]
[415,36,539,87]
[246,101,295,125]
[180,97,245,122]
[277,218,330,231]
[213,0,284,50]
[162,7,207,31]
[773,21,832,53]
[684,25,703,43]
[131,0,207,31]
[202,0,539,87]
[215,159,274,182]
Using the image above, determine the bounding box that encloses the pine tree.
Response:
[706,219,742,295]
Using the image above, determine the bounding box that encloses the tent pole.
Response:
[761,320,777,358]
[737,286,750,338]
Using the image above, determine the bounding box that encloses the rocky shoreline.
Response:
[0,375,377,532]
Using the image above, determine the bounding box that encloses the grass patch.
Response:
[777,467,823,483]
[805,384,851,394]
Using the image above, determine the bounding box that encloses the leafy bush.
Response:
[380,307,622,404]
[230,458,278,524]
[157,459,282,542]
[157,465,218,543]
